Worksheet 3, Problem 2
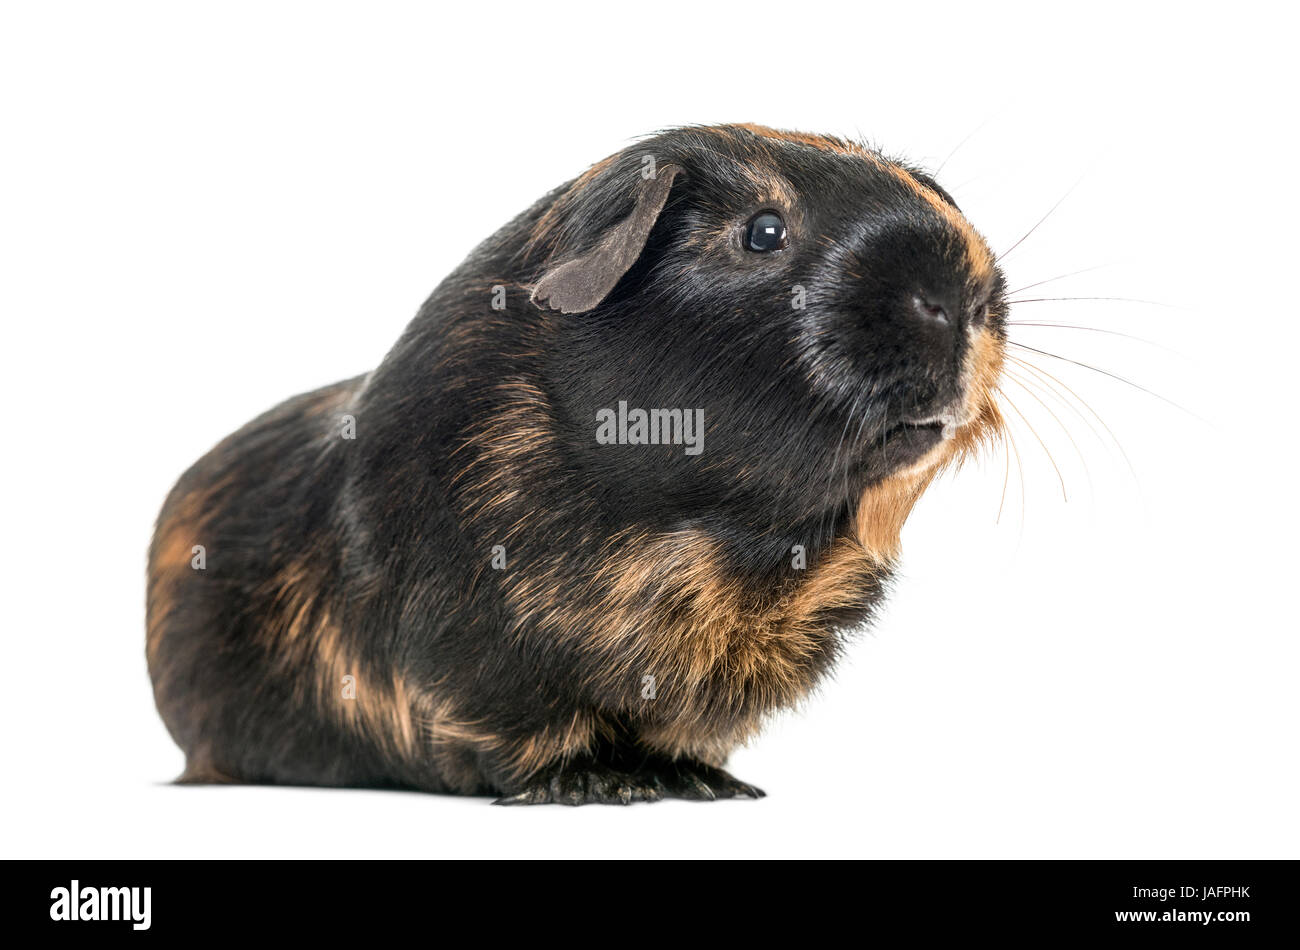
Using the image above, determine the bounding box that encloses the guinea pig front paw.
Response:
[642,758,766,803]
[492,756,765,806]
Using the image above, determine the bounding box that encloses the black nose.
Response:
[910,292,958,329]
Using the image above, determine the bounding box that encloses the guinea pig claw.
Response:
[663,761,766,802]
[491,757,764,806]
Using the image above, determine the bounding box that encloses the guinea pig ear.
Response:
[531,165,680,314]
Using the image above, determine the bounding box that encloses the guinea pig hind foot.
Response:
[492,756,765,807]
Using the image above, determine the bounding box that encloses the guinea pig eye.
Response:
[745,212,787,252]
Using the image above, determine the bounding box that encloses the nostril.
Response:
[911,294,950,326]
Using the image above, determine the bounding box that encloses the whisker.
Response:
[1002,410,1028,539]
[1007,354,1141,490]
[999,387,1068,502]
[1003,369,1093,483]
[1007,341,1199,419]
[836,398,873,543]
[1005,264,1110,297]
[997,175,1085,261]
[950,171,993,192]
[1005,356,1108,453]
[1007,321,1170,350]
[935,116,995,176]
[1007,295,1178,308]
[821,393,866,549]
[997,425,1012,524]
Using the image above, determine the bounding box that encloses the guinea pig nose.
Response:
[910,292,954,327]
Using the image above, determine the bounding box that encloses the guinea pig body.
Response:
[147,124,1007,804]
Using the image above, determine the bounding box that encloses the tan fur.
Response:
[891,162,996,289]
[146,473,234,667]
[734,123,870,157]
[256,561,426,764]
[417,695,609,783]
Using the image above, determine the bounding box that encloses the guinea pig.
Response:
[146,123,1007,805]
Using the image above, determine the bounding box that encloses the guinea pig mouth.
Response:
[876,409,968,465]
[880,418,947,456]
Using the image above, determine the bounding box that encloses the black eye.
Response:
[745,211,787,252]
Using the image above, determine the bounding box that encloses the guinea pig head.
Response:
[525,124,1006,554]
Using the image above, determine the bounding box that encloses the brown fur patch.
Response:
[146,473,234,668]
[895,164,996,289]
[255,559,424,763]
[418,696,608,783]
[733,123,870,157]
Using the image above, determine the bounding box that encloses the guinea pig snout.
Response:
[910,290,956,328]
[908,288,985,334]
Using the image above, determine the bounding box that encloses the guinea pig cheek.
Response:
[886,324,1007,484]
[946,324,1008,465]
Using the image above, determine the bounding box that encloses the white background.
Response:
[2,1,1296,858]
